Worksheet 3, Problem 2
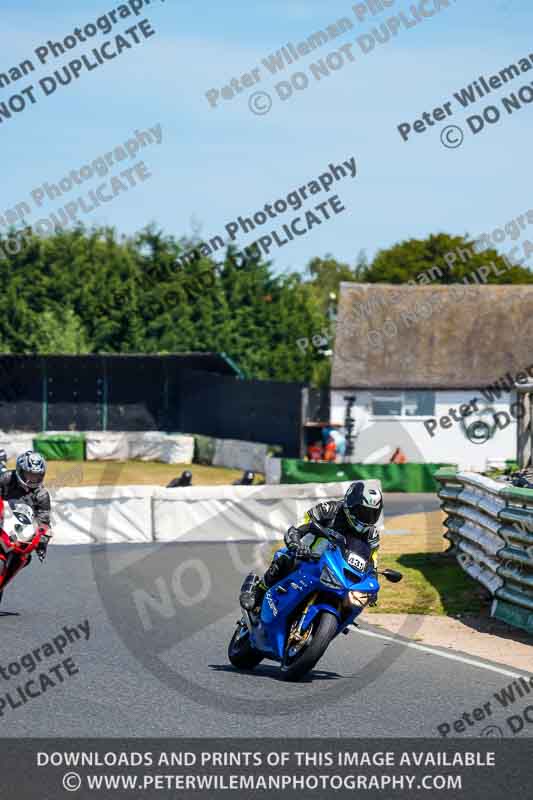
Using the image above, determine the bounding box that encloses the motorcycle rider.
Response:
[0,451,51,564]
[232,470,255,486]
[166,470,193,488]
[240,481,383,611]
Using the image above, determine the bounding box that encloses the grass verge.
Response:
[40,460,250,487]
[366,553,487,616]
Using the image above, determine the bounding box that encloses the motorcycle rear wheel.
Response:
[228,624,264,670]
[280,611,338,682]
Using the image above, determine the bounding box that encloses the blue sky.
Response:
[1,0,531,276]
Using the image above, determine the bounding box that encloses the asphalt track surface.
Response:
[1,494,531,738]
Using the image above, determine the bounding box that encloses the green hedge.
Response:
[33,434,86,461]
[280,461,456,492]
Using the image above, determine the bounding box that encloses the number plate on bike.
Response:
[347,551,367,571]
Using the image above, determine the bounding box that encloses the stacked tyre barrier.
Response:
[435,468,533,635]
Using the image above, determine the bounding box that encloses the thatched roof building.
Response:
[331,283,533,390]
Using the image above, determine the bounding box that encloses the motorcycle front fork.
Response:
[0,553,27,589]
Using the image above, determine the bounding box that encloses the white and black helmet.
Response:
[15,450,47,490]
[343,481,383,534]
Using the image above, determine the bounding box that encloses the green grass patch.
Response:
[38,460,252,487]
[367,553,488,616]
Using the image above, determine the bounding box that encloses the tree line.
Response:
[0,226,531,384]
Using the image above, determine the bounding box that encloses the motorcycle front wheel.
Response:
[280,611,338,682]
[228,623,264,670]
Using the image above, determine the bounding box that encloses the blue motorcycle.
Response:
[228,525,402,681]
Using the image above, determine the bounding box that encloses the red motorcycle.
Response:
[0,500,44,606]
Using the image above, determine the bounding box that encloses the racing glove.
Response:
[285,527,313,559]
[36,529,51,563]
[284,525,301,550]
[294,542,313,560]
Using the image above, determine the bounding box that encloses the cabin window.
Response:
[371,391,435,417]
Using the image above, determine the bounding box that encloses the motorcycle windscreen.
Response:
[342,537,373,581]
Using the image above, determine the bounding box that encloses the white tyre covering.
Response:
[85,432,194,463]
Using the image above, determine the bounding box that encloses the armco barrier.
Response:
[49,481,377,545]
[435,468,533,635]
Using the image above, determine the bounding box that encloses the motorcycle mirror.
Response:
[380,568,403,583]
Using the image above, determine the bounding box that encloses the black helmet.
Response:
[15,450,47,490]
[178,470,192,487]
[233,471,255,486]
[343,481,383,534]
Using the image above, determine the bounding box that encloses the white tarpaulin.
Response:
[85,433,129,461]
[50,485,154,544]
[129,433,194,463]
[265,456,282,484]
[86,432,194,463]
[46,480,383,545]
[152,481,360,543]
[0,432,36,459]
[212,438,270,473]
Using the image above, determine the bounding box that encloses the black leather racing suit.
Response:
[0,470,51,529]
[0,470,52,574]
[260,500,380,591]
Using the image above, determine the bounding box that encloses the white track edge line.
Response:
[356,628,529,679]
